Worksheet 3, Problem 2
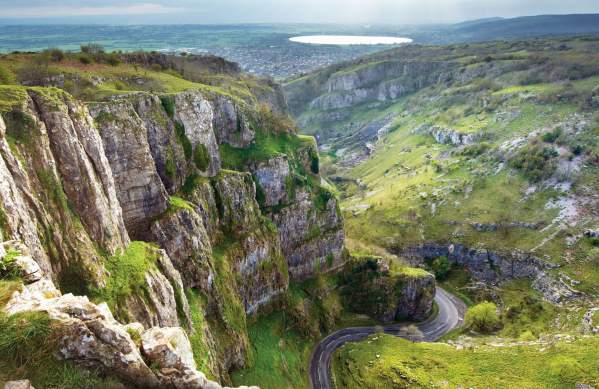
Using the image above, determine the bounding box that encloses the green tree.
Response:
[464,301,500,333]
[431,256,451,280]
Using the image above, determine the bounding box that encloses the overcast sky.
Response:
[2,0,599,24]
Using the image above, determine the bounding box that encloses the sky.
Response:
[1,0,599,24]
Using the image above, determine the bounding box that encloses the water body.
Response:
[289,35,412,45]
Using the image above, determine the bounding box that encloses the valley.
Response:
[284,35,599,387]
[0,15,598,389]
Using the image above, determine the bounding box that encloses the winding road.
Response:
[309,287,467,389]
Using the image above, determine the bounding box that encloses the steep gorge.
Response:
[0,71,345,385]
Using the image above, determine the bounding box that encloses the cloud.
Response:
[1,3,184,18]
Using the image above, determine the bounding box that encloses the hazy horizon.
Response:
[1,0,599,25]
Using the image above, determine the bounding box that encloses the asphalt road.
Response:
[309,287,467,389]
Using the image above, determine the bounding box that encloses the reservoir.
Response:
[289,35,413,45]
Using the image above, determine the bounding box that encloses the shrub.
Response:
[464,301,500,333]
[160,96,175,118]
[77,54,93,65]
[193,144,210,172]
[256,103,295,134]
[43,48,65,62]
[309,148,319,174]
[509,143,558,182]
[460,142,490,158]
[80,43,104,55]
[431,256,451,280]
[105,53,121,66]
[541,127,563,144]
[0,249,21,279]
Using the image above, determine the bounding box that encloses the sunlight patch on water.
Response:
[289,35,412,45]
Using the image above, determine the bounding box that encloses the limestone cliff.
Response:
[339,256,435,323]
[0,72,345,386]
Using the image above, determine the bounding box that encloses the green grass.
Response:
[186,289,215,379]
[0,311,118,388]
[230,312,314,389]
[332,334,599,388]
[219,129,314,171]
[91,241,159,321]
[169,196,195,212]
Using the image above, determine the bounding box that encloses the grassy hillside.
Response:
[286,36,599,294]
[332,333,599,388]
[286,35,599,387]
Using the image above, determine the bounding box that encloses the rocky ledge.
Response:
[401,243,580,304]
[2,247,256,389]
[339,256,435,322]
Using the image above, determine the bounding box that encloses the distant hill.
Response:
[449,14,599,41]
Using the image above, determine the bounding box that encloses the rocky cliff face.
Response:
[0,79,345,385]
[285,60,456,114]
[2,246,255,389]
[339,257,435,323]
[401,243,580,303]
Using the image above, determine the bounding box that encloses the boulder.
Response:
[4,380,35,389]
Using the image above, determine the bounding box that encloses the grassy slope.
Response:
[287,37,599,388]
[332,334,599,388]
[307,38,599,294]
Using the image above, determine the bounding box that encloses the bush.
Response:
[160,96,175,118]
[509,143,558,182]
[174,122,192,159]
[105,53,121,66]
[309,148,319,174]
[43,48,65,62]
[80,43,104,55]
[0,249,20,279]
[460,142,490,158]
[431,256,451,280]
[541,127,563,143]
[464,301,500,333]
[77,54,93,65]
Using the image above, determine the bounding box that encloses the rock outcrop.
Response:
[401,243,578,303]
[90,100,170,238]
[0,78,345,385]
[3,250,256,389]
[412,125,481,146]
[339,257,435,322]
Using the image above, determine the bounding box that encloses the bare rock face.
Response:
[116,247,192,330]
[253,156,290,207]
[0,90,132,286]
[211,95,255,148]
[271,190,345,280]
[173,91,221,177]
[132,93,189,193]
[141,327,211,388]
[150,208,215,291]
[340,257,435,323]
[211,171,288,313]
[90,100,169,238]
[3,380,35,389]
[29,90,129,254]
[4,242,43,284]
[401,244,578,303]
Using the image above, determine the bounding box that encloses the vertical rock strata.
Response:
[0,84,345,385]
